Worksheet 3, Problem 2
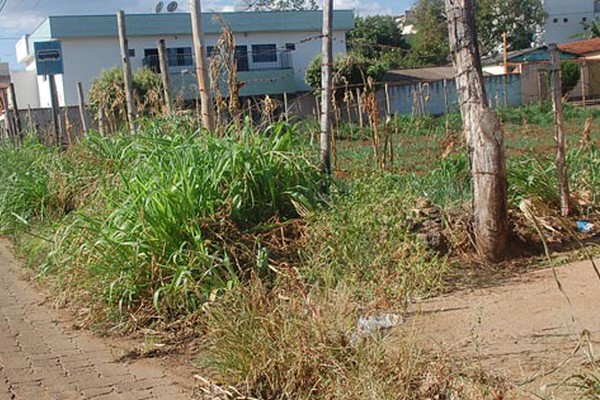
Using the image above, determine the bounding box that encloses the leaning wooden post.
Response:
[445,0,508,262]
[190,0,215,132]
[117,10,137,134]
[320,0,333,178]
[549,43,570,217]
[76,82,89,137]
[8,83,22,144]
[580,61,587,109]
[157,39,173,115]
[1,89,13,141]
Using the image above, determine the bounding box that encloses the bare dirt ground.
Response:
[0,240,197,400]
[405,256,600,399]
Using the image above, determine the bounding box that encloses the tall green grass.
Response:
[0,120,322,325]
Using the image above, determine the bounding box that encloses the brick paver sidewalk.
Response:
[0,243,193,400]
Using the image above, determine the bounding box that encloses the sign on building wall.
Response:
[34,41,64,76]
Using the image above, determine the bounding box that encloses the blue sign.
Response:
[34,41,64,76]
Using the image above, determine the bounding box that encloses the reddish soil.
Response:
[404,256,600,399]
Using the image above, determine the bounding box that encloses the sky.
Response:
[0,0,415,70]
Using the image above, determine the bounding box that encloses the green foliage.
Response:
[407,0,544,67]
[347,15,408,61]
[409,0,449,67]
[0,120,322,325]
[305,54,387,90]
[475,0,545,53]
[582,17,600,39]
[88,67,163,132]
[561,61,581,96]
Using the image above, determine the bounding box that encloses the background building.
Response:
[540,0,600,44]
[14,10,354,108]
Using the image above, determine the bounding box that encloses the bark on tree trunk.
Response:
[445,0,508,262]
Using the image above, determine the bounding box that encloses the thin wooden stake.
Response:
[77,82,89,137]
[549,43,570,217]
[443,79,450,114]
[283,92,289,122]
[581,61,587,109]
[384,83,391,115]
[117,10,137,133]
[8,83,22,144]
[355,87,363,128]
[157,39,174,115]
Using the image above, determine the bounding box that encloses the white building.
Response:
[541,0,600,44]
[14,10,354,108]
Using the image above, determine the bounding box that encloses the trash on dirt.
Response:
[577,220,595,234]
[350,313,403,345]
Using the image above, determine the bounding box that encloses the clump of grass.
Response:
[302,173,450,308]
[201,277,507,399]
[0,120,321,327]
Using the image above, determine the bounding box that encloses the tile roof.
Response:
[558,38,600,56]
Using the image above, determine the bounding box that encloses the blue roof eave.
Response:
[34,10,354,39]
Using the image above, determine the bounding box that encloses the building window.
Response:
[167,47,192,67]
[128,49,136,57]
[583,17,588,22]
[564,18,569,23]
[252,44,277,63]
[207,45,249,71]
[553,18,558,23]
[285,43,296,51]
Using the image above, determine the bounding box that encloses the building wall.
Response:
[542,0,596,44]
[11,70,39,108]
[47,29,347,106]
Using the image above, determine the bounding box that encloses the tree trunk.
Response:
[320,0,333,178]
[445,0,508,262]
[548,43,570,217]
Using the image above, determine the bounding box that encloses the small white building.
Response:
[540,0,600,44]
[14,10,354,108]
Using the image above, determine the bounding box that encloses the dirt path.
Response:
[0,241,196,400]
[406,257,600,399]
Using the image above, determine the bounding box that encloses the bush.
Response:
[88,67,163,133]
[561,60,581,96]
[305,54,387,90]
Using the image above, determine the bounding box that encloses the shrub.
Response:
[88,67,163,133]
[305,54,387,90]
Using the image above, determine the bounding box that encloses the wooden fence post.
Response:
[48,75,61,146]
[117,10,137,133]
[157,39,173,115]
[549,43,570,217]
[283,92,289,122]
[77,82,89,137]
[443,79,450,114]
[355,87,363,128]
[581,61,587,109]
[9,83,22,144]
[190,0,215,132]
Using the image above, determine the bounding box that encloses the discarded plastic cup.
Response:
[577,220,594,233]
